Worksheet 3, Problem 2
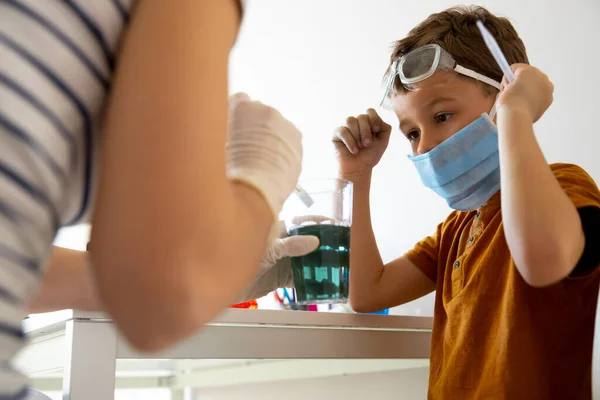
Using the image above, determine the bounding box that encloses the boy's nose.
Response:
[415,132,442,156]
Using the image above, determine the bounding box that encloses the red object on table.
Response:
[230,299,258,309]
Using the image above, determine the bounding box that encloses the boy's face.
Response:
[392,71,496,156]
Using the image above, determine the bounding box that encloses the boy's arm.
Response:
[346,172,436,313]
[498,65,600,286]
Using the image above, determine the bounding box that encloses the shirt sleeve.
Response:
[404,213,458,284]
[551,163,600,277]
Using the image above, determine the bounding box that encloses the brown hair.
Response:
[388,6,529,95]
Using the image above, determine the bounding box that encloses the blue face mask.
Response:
[408,112,500,211]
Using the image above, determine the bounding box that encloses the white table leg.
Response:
[170,388,186,400]
[62,320,117,400]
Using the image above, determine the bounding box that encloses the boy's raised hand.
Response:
[332,108,392,177]
[497,64,554,123]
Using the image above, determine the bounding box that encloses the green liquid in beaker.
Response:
[288,224,350,304]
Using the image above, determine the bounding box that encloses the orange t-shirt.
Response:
[405,163,600,399]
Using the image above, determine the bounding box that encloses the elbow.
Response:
[349,303,374,314]
[508,217,586,288]
[514,247,582,288]
[120,308,208,353]
[348,295,379,314]
[95,256,225,353]
[91,221,250,352]
[111,283,215,353]
[519,268,562,288]
[114,283,218,353]
[123,328,186,354]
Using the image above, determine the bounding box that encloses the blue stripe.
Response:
[0,243,39,274]
[0,73,76,171]
[0,161,59,232]
[0,387,28,400]
[112,0,130,23]
[0,73,75,148]
[64,0,116,71]
[0,112,68,185]
[0,201,33,289]
[0,282,21,305]
[4,0,110,90]
[0,199,25,224]
[0,31,94,225]
[0,320,25,339]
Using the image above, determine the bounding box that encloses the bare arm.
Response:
[332,109,435,313]
[496,65,587,287]
[29,242,306,314]
[345,172,435,313]
[90,0,275,351]
[29,247,102,313]
[498,108,584,286]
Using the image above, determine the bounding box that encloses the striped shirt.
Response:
[0,0,134,397]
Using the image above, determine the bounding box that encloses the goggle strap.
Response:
[489,103,497,121]
[454,65,502,90]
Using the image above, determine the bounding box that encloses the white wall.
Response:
[192,368,430,400]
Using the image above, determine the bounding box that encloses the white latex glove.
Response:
[227,93,303,240]
[237,222,319,302]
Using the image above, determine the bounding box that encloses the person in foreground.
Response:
[0,1,318,398]
[332,6,600,399]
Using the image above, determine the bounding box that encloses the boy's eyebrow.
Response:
[424,96,457,109]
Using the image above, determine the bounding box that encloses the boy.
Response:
[333,6,600,399]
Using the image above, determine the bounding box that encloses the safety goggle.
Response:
[379,44,502,109]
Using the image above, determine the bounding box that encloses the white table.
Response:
[16,309,433,399]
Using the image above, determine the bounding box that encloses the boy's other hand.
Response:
[497,64,554,123]
[332,108,392,178]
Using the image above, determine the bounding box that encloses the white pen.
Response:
[476,20,516,83]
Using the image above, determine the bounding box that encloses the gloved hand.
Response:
[226,93,303,241]
[237,222,319,302]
